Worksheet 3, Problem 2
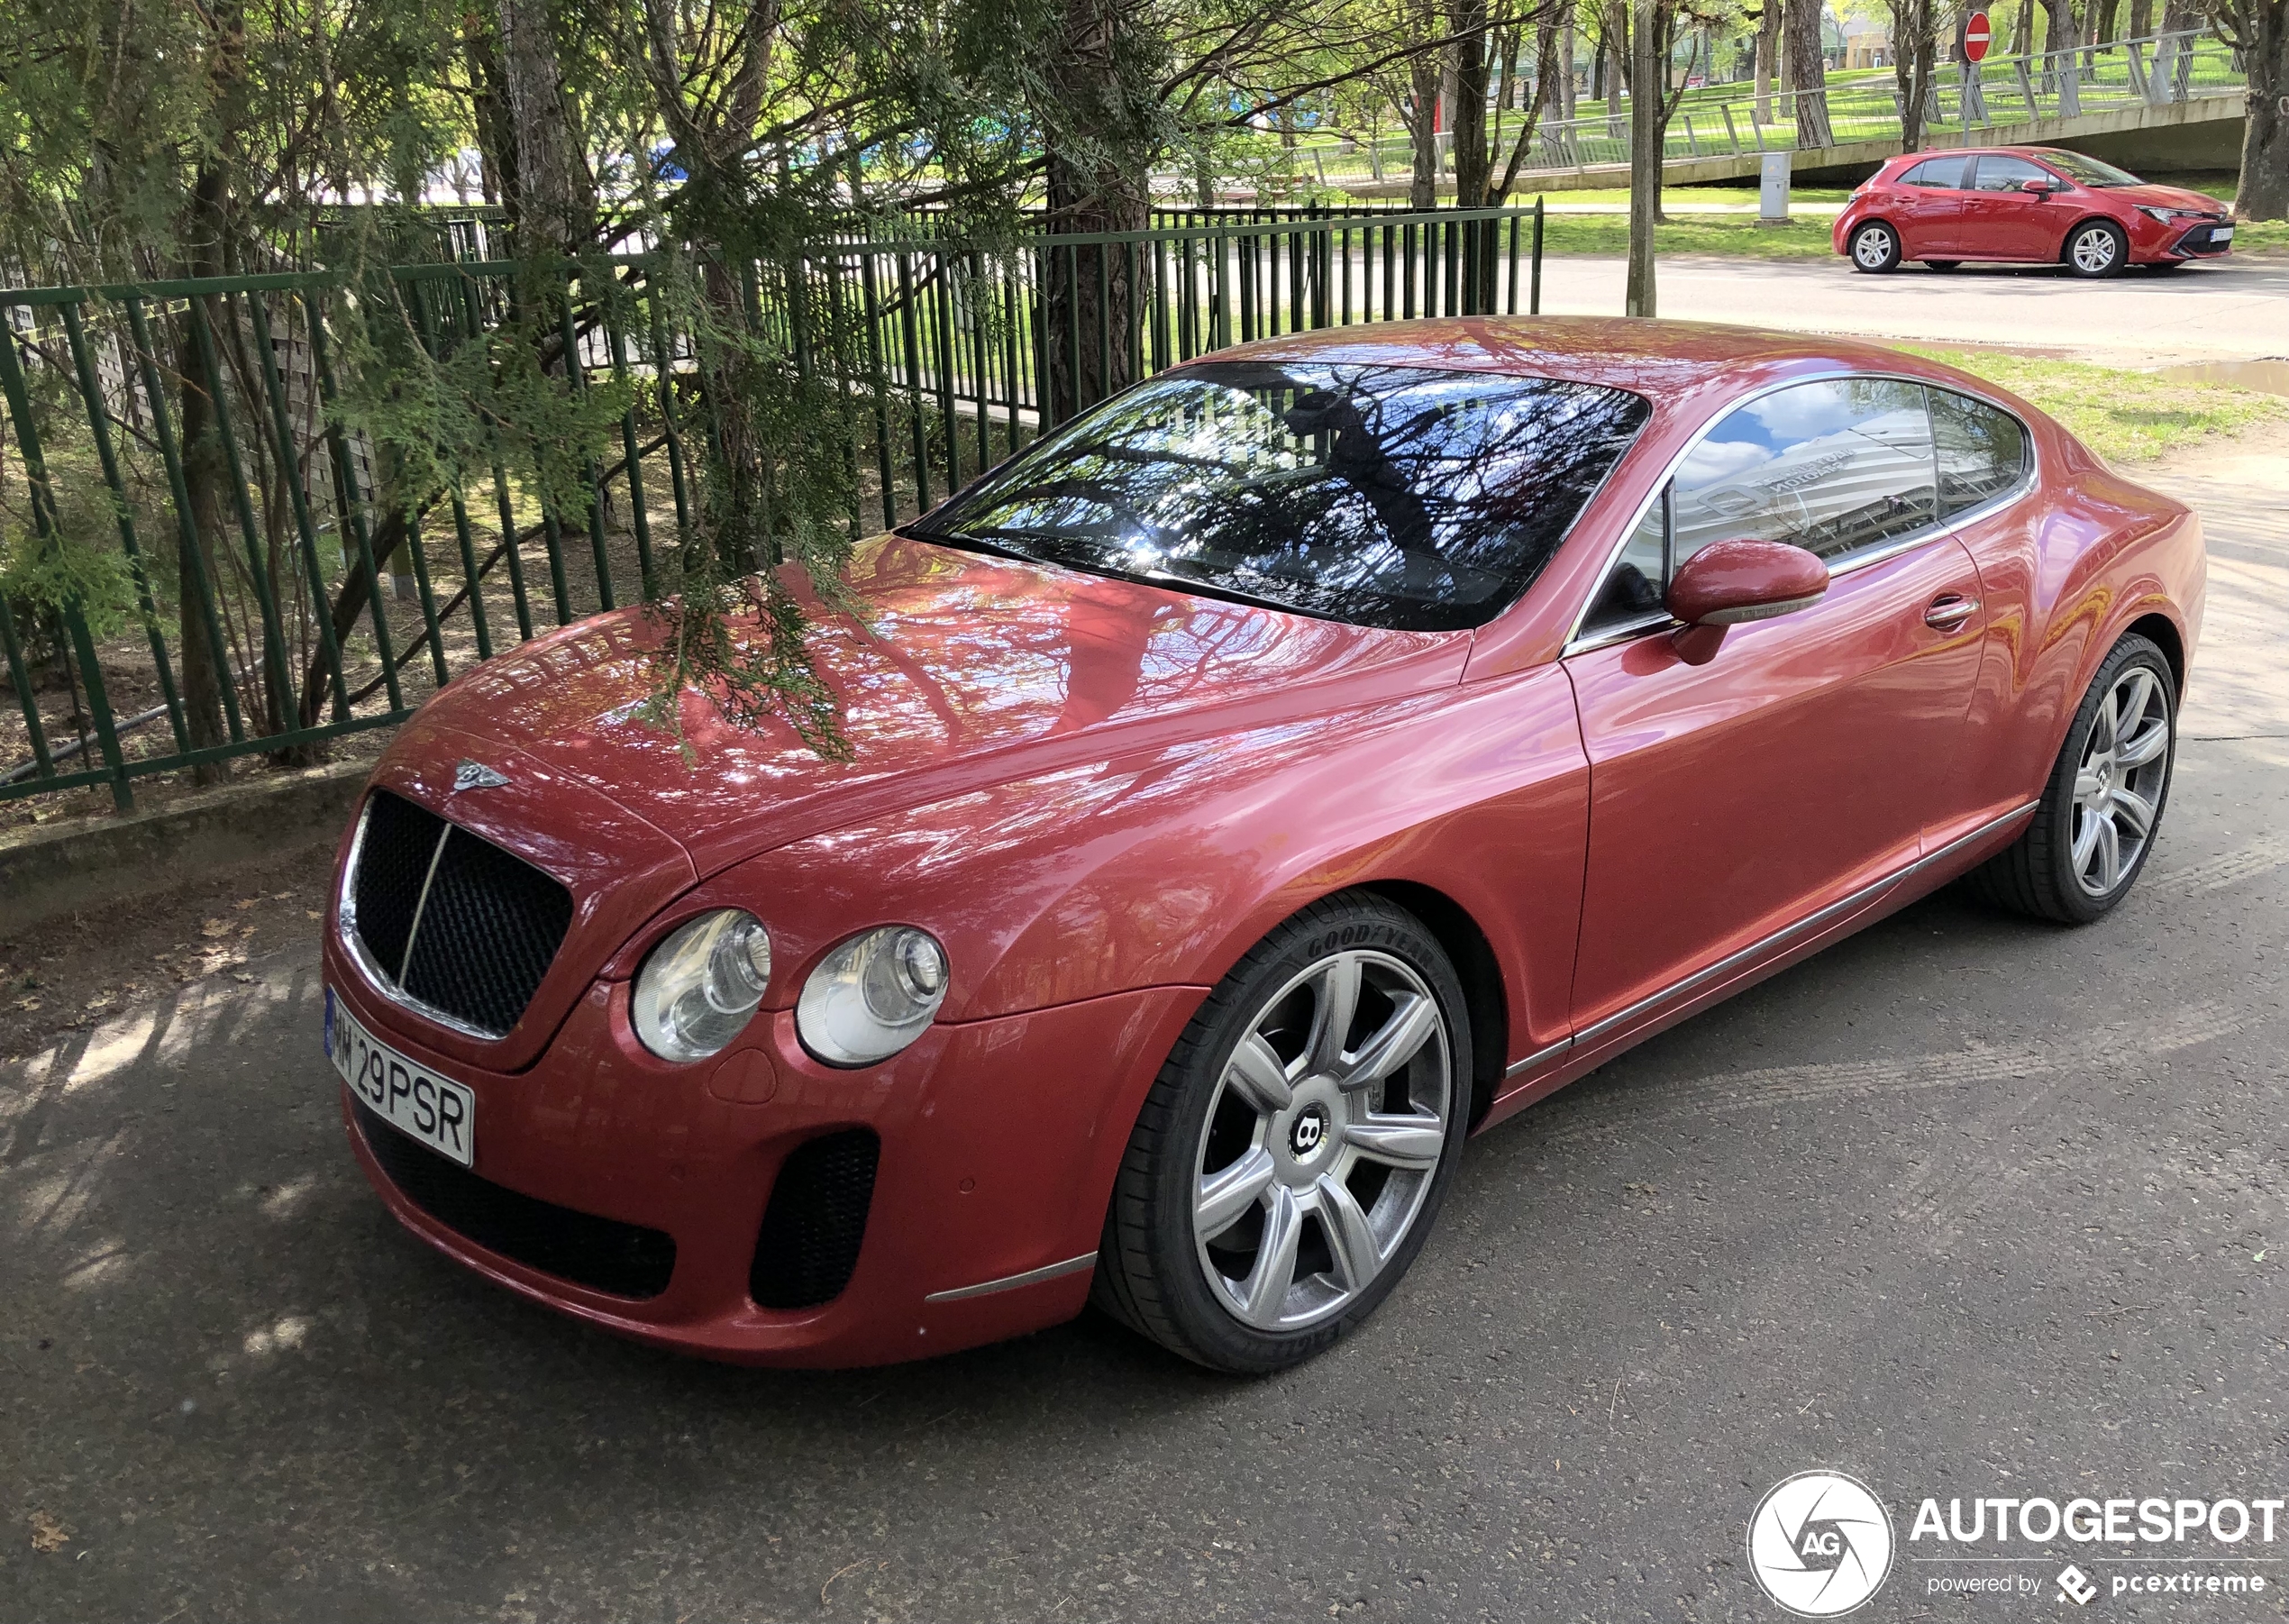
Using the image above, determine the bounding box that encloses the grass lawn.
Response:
[1537,212,1838,257]
[1891,345,2289,463]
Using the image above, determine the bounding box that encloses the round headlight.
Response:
[797,926,950,1067]
[631,909,772,1063]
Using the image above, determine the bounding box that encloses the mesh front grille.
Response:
[355,1101,677,1299]
[749,1130,880,1309]
[349,789,574,1038]
[350,791,440,975]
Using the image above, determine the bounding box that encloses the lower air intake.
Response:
[355,1101,677,1300]
[749,1129,880,1310]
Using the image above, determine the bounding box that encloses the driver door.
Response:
[1562,377,1987,1035]
[1958,153,2066,261]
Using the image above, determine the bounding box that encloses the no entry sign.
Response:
[1961,9,1993,61]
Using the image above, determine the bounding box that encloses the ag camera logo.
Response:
[1747,1471,1896,1616]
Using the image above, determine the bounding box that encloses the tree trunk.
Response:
[1786,0,1834,144]
[1625,0,1659,316]
[496,0,592,258]
[1756,0,1781,120]
[1042,0,1154,421]
[1409,52,1443,205]
[1451,0,1493,207]
[2129,0,2152,35]
[2233,0,2288,219]
[463,11,519,213]
[2011,0,2034,52]
[1893,0,1934,149]
[1560,12,1580,116]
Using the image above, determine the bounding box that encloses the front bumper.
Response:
[325,932,1203,1365]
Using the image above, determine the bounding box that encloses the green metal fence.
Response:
[0,203,1549,812]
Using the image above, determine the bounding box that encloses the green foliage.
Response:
[0,500,141,646]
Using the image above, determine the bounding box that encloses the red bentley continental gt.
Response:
[1835,146,2236,276]
[325,318,2203,1373]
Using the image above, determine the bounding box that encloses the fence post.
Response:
[1531,196,1545,315]
[59,301,191,752]
[0,319,132,809]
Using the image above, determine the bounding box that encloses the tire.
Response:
[1091,892,1473,1373]
[2064,219,2129,278]
[1968,633,2177,925]
[1924,260,1962,272]
[1848,222,1901,274]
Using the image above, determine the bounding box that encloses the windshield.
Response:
[2038,150,2142,187]
[906,361,1649,632]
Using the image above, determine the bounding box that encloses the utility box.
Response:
[1759,151,1792,223]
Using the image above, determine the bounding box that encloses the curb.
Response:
[1,760,371,933]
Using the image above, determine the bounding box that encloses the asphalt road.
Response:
[4,444,2286,1623]
[1537,254,2289,366]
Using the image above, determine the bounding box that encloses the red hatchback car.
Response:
[1835,145,2235,276]
[325,318,2203,1373]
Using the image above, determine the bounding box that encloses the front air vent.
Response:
[749,1130,881,1309]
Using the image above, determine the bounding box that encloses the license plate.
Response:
[327,987,475,1166]
[2214,225,2234,242]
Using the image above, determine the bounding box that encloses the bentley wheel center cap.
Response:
[1290,1105,1331,1159]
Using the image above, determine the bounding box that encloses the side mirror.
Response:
[2020,178,2056,196]
[1664,539,1829,664]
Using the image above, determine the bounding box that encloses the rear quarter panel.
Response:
[1945,417,2204,835]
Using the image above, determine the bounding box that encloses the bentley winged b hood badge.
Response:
[452,760,511,792]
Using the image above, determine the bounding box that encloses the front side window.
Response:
[1671,378,1936,564]
[1900,157,1966,188]
[907,360,1650,633]
[1932,388,2030,516]
[1578,378,1947,642]
[1971,154,2057,192]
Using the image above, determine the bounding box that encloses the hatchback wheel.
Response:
[1971,633,2176,923]
[1849,222,1901,273]
[2066,220,2129,278]
[1092,893,1472,1373]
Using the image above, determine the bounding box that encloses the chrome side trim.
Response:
[1566,800,2041,1053]
[1502,1036,1576,1080]
[336,795,513,1044]
[1561,370,2041,657]
[924,1251,1099,1303]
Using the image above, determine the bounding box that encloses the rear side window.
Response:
[1670,379,1937,564]
[1970,154,2055,192]
[1932,388,2030,516]
[1900,157,1965,188]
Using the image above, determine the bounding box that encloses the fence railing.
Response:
[1272,29,2236,189]
[0,205,1550,811]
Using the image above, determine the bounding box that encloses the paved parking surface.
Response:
[4,445,2285,1621]
[1540,254,2289,366]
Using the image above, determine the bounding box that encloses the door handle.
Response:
[1924,593,1980,632]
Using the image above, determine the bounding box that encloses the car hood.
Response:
[2109,183,2229,214]
[411,534,1472,879]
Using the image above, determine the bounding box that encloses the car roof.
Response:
[1169,315,1965,399]
[1891,144,2064,161]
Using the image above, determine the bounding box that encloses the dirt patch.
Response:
[0,842,338,1063]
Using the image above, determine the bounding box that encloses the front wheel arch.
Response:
[1359,880,1508,1129]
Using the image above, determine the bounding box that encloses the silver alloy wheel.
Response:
[1853,225,1894,269]
[2071,662,2171,896]
[1191,949,1452,1332]
[2071,224,2120,274]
